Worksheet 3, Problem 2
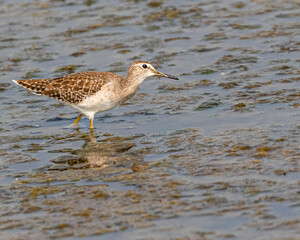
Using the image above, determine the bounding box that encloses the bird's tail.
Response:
[12,79,53,95]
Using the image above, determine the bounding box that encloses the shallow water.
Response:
[0,0,299,239]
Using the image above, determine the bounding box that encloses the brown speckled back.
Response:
[14,71,123,104]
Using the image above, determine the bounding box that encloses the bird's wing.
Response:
[41,71,122,104]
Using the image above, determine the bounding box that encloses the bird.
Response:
[12,61,179,130]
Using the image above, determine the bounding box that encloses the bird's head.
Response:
[127,61,179,83]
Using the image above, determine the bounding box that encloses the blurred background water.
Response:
[0,0,299,239]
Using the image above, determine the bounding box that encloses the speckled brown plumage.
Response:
[14,78,53,94]
[14,71,122,104]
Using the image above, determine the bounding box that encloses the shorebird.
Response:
[13,61,179,130]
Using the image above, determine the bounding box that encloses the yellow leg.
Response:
[90,119,94,129]
[72,114,83,126]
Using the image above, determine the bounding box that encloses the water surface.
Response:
[0,0,299,239]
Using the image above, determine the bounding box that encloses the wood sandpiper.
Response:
[13,61,179,130]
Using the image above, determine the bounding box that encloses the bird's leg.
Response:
[72,114,83,126]
[90,119,94,130]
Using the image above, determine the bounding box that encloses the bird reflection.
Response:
[75,132,136,169]
[51,130,149,172]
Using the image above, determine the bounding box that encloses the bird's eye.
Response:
[142,64,147,69]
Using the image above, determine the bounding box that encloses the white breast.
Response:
[70,82,122,120]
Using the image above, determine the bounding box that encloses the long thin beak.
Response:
[153,70,179,80]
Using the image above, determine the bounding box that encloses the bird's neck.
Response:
[120,73,145,100]
[123,72,145,90]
